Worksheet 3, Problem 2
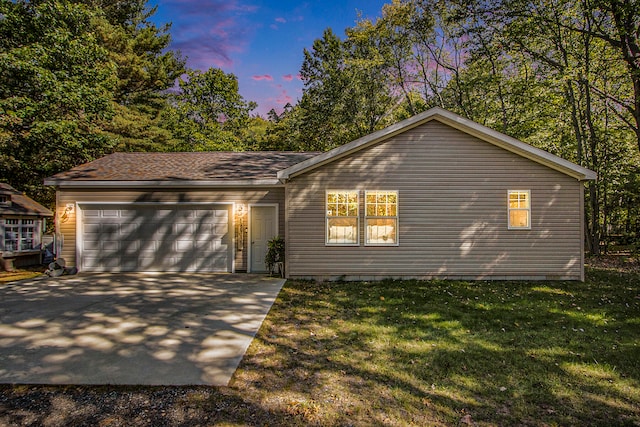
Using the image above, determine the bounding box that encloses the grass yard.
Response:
[1,265,639,426]
[232,267,640,426]
[0,267,43,284]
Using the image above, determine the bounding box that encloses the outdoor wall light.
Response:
[61,203,75,223]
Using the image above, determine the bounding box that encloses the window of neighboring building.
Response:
[508,190,531,229]
[326,190,359,245]
[365,190,398,245]
[3,218,37,252]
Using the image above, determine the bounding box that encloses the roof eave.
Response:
[44,179,284,188]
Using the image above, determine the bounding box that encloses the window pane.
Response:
[509,192,529,208]
[327,218,358,244]
[5,226,19,251]
[509,210,529,228]
[387,193,397,204]
[366,218,397,244]
[348,202,358,216]
[366,204,376,216]
[327,193,336,204]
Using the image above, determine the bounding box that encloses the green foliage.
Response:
[0,0,186,205]
[0,0,118,204]
[93,1,185,152]
[255,104,307,151]
[265,236,285,276]
[162,68,256,151]
[298,27,396,150]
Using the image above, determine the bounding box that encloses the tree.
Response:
[298,25,398,150]
[0,0,186,206]
[91,0,185,152]
[0,0,118,204]
[162,68,257,151]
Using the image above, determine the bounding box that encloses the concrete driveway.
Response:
[0,273,285,386]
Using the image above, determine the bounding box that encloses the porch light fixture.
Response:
[61,203,75,223]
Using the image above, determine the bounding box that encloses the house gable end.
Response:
[278,107,596,182]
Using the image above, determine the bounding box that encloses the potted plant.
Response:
[265,236,285,276]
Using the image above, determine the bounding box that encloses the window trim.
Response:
[507,190,531,230]
[325,190,360,246]
[2,217,40,253]
[364,190,399,246]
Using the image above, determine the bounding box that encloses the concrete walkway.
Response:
[0,273,285,386]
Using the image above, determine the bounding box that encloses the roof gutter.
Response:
[43,179,284,188]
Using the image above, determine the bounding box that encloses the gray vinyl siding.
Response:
[286,121,584,280]
[55,187,285,271]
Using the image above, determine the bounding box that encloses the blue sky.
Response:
[149,0,388,116]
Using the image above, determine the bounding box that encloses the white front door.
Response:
[249,205,277,272]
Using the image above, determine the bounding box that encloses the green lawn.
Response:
[1,266,639,426]
[232,267,640,426]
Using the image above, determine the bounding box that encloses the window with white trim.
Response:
[508,190,531,229]
[365,190,398,245]
[326,190,359,245]
[3,218,38,252]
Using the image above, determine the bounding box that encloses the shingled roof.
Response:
[45,152,321,187]
[0,183,53,217]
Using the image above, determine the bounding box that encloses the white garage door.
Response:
[80,204,232,272]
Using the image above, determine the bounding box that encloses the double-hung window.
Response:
[326,190,359,245]
[365,191,398,245]
[3,218,37,252]
[508,190,531,229]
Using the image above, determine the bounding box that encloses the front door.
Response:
[250,205,277,272]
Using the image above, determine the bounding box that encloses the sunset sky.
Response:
[149,0,388,116]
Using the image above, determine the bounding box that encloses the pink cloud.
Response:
[274,88,294,105]
[275,17,286,23]
[282,74,294,81]
[252,75,274,81]
[276,94,294,104]
[296,74,303,81]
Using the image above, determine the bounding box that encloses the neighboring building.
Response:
[45,108,597,280]
[0,183,53,269]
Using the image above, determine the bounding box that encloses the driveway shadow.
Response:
[0,273,285,385]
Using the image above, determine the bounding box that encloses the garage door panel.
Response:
[103,241,119,251]
[83,223,102,234]
[80,205,232,272]
[83,240,101,251]
[101,210,120,218]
